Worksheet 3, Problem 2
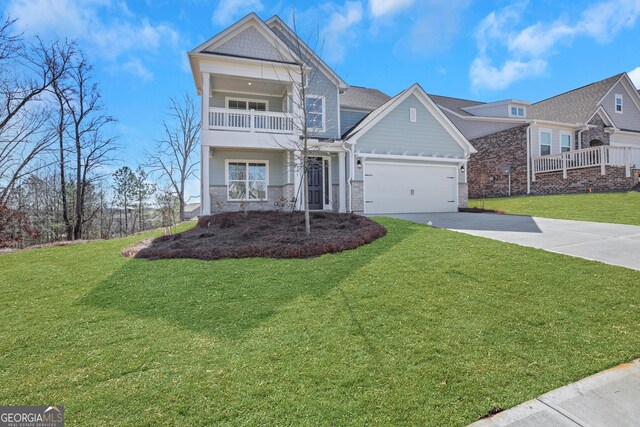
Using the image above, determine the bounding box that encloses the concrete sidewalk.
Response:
[469,359,640,427]
[388,213,640,271]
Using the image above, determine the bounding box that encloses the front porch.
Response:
[533,145,638,180]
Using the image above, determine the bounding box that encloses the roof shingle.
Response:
[427,94,484,116]
[340,86,391,110]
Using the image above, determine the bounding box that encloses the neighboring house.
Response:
[432,73,640,198]
[188,13,476,215]
[183,203,201,220]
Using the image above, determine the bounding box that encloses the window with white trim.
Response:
[305,95,325,132]
[510,106,525,117]
[409,108,417,122]
[560,133,571,153]
[227,161,268,200]
[615,94,623,113]
[226,98,267,111]
[540,130,551,156]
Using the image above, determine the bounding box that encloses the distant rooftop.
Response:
[341,86,391,110]
[428,94,484,116]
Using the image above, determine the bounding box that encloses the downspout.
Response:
[341,141,354,212]
[526,123,532,195]
[577,127,586,150]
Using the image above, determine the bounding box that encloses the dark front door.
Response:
[307,157,324,210]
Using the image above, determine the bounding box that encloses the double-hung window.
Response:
[305,95,325,132]
[560,133,571,153]
[510,106,525,117]
[615,94,623,113]
[227,161,268,201]
[540,130,552,156]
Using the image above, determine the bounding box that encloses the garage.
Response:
[610,133,640,168]
[364,162,458,214]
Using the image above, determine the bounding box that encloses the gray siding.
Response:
[356,94,465,157]
[443,110,521,140]
[270,26,340,139]
[209,26,284,62]
[210,91,284,112]
[209,150,287,186]
[341,109,368,134]
[602,81,640,131]
[530,124,576,157]
[463,102,528,118]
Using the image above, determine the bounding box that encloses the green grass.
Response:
[470,192,640,226]
[1,219,639,426]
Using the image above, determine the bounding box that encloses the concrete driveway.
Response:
[388,213,640,271]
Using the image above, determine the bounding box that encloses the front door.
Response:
[307,157,324,210]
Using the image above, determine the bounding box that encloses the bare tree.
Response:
[147,94,199,222]
[0,16,75,205]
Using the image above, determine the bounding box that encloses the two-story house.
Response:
[432,73,640,198]
[188,13,476,216]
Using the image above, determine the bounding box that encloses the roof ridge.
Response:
[428,93,485,105]
[532,73,624,106]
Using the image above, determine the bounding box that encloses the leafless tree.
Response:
[0,16,75,206]
[147,94,199,222]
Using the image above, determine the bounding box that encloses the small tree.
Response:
[132,166,155,232]
[147,94,199,222]
[112,166,137,235]
[155,188,179,230]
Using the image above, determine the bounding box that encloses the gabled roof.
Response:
[265,15,348,89]
[343,83,476,154]
[428,94,484,116]
[528,73,624,124]
[340,86,391,110]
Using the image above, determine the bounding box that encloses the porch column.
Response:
[338,151,346,212]
[201,146,211,215]
[201,72,210,130]
[293,150,303,210]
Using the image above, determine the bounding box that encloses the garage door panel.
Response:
[364,162,457,214]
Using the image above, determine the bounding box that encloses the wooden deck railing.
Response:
[208,107,294,134]
[533,145,635,179]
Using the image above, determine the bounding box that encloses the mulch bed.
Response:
[127,211,387,260]
[459,207,505,214]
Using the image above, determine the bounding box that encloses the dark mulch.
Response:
[130,211,387,260]
[459,207,505,214]
[479,407,504,420]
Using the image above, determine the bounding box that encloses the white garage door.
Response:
[364,162,458,214]
[610,134,640,168]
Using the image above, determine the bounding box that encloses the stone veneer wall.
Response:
[579,115,610,148]
[458,183,468,208]
[210,185,286,212]
[468,125,529,198]
[351,181,364,213]
[531,166,639,195]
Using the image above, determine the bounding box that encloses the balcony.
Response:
[533,145,637,178]
[208,107,294,134]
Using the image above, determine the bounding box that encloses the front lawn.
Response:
[470,192,640,226]
[1,218,639,425]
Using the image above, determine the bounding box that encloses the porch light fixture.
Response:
[460,164,465,174]
[357,159,362,169]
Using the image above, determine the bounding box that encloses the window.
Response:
[409,108,417,122]
[540,130,551,156]
[510,106,525,117]
[560,133,571,153]
[226,98,267,111]
[615,94,623,113]
[305,95,325,132]
[227,161,268,201]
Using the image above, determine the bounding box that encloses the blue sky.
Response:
[5,0,640,201]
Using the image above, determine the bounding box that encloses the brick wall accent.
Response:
[531,166,639,195]
[351,181,364,213]
[468,125,529,198]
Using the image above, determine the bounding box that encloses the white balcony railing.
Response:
[533,145,636,178]
[208,107,294,134]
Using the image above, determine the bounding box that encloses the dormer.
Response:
[461,99,531,119]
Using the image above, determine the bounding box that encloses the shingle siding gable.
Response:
[210,26,284,62]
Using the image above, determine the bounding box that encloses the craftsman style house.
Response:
[431,73,640,198]
[188,13,476,215]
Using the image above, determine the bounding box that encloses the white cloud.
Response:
[629,67,640,89]
[122,58,153,81]
[7,0,180,80]
[405,0,471,54]
[369,0,415,17]
[211,0,264,26]
[321,1,363,63]
[470,0,640,91]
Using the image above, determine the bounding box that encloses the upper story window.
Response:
[615,94,623,113]
[539,129,552,156]
[227,98,267,111]
[510,106,525,117]
[560,132,571,153]
[305,95,325,132]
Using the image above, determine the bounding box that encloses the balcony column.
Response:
[201,146,211,215]
[338,151,346,213]
[293,150,303,210]
[201,72,210,130]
